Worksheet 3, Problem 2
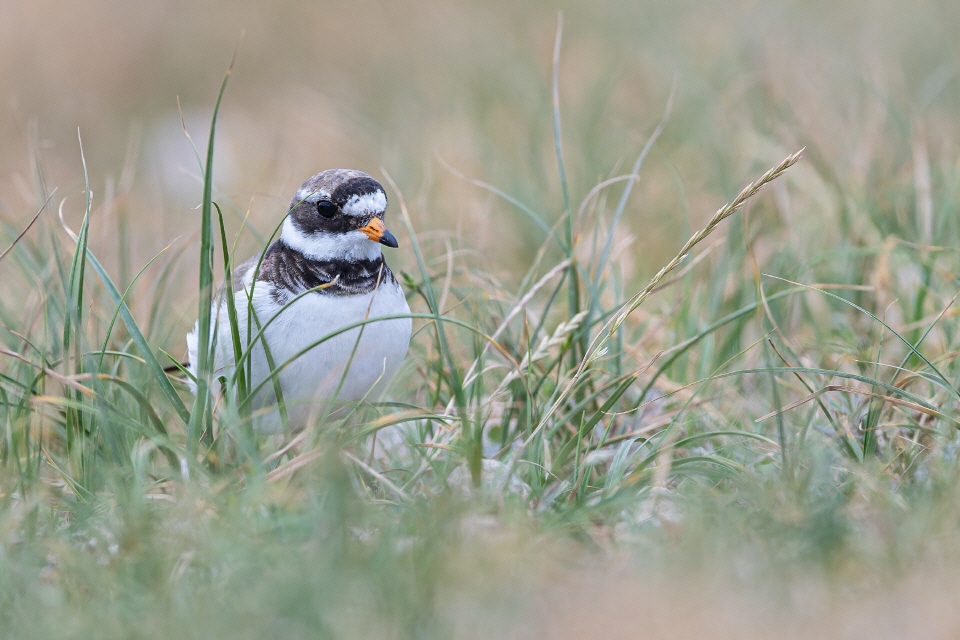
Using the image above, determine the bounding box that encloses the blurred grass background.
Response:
[4,0,960,637]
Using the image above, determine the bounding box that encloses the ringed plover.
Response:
[187,169,411,431]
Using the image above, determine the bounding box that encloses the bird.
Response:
[186,169,412,432]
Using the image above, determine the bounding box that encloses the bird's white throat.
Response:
[281,217,383,262]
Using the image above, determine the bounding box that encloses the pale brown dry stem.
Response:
[525,149,805,449]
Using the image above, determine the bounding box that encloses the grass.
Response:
[5,2,960,637]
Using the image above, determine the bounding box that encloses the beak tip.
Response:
[380,229,399,249]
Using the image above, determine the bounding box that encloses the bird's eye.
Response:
[316,200,337,218]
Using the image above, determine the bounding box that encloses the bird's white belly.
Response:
[199,282,411,430]
[259,286,410,402]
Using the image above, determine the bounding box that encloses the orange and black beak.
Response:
[359,218,399,248]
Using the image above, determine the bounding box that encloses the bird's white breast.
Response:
[191,277,411,431]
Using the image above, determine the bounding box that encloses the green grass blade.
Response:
[763,274,960,402]
[80,249,189,423]
[188,53,235,452]
[97,242,173,371]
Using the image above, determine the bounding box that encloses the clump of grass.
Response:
[4,16,960,638]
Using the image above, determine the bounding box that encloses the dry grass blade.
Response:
[461,257,571,387]
[266,447,324,482]
[608,148,805,336]
[527,149,805,442]
[0,192,53,264]
[0,347,95,396]
[754,384,957,425]
[342,451,409,502]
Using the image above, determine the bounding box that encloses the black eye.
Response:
[316,200,337,218]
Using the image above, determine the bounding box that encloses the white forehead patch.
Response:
[342,190,387,217]
[295,187,331,204]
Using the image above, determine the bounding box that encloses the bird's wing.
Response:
[232,253,264,291]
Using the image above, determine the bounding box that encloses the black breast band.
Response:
[252,240,396,303]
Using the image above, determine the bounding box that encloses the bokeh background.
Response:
[5,0,960,337]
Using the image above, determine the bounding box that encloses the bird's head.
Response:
[282,169,398,261]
